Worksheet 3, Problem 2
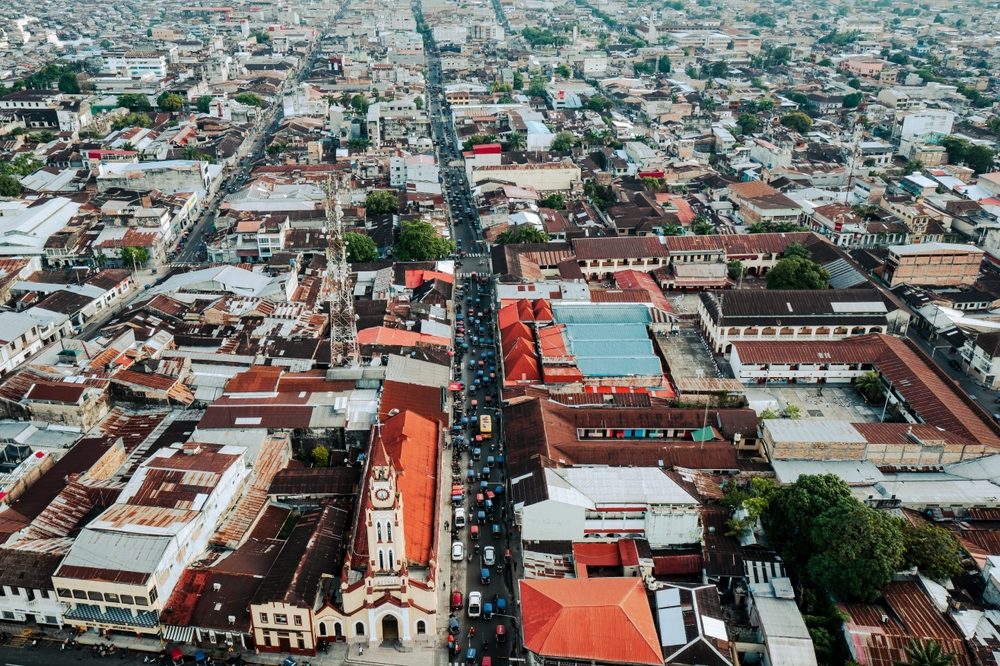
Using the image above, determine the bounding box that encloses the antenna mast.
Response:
[325,175,360,367]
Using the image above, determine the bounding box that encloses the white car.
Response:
[468,591,482,618]
[452,541,464,561]
[483,545,496,566]
[455,507,466,528]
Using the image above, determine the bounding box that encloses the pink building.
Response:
[840,59,884,78]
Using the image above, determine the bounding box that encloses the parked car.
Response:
[451,590,464,611]
[452,541,464,561]
[468,591,482,618]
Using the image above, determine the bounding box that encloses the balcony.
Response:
[372,574,401,589]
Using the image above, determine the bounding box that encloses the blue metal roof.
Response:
[562,323,650,341]
[569,339,655,357]
[551,303,652,325]
[576,356,664,377]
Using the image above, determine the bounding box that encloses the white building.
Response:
[748,138,792,170]
[390,154,439,188]
[432,25,466,44]
[52,443,249,636]
[104,52,168,77]
[511,465,701,547]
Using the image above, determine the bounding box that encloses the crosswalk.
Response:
[459,253,488,258]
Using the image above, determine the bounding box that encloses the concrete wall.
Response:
[520,500,585,542]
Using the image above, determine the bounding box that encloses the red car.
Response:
[451,591,463,611]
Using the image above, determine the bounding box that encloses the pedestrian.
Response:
[359,645,364,656]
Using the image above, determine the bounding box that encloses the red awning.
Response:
[236,249,259,257]
[171,649,183,660]
[448,382,463,391]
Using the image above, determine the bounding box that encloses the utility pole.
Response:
[324,175,360,368]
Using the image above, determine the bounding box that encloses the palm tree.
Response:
[893,639,956,666]
[582,130,601,148]
[182,145,199,160]
[120,142,136,152]
[505,131,526,152]
[661,224,683,236]
[855,370,883,403]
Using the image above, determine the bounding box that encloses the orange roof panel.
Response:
[520,578,663,666]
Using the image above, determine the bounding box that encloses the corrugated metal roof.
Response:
[552,304,652,325]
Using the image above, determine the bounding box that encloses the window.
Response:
[378,551,385,570]
[120,595,134,605]
[149,587,158,603]
[355,622,365,636]
[297,638,305,650]
[57,589,71,599]
[274,614,288,625]
[135,597,148,606]
[388,550,394,569]
[319,622,327,637]
[88,591,103,601]
[386,523,392,541]
[294,616,302,626]
[376,522,382,541]
[104,593,119,603]
[264,634,272,647]
[259,613,268,624]
[416,620,426,635]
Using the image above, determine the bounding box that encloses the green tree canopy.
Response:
[550,131,576,151]
[764,474,854,570]
[100,39,113,48]
[583,95,608,112]
[783,242,810,260]
[765,257,830,289]
[497,225,550,244]
[848,78,862,89]
[540,193,565,209]
[311,445,330,468]
[394,220,455,261]
[555,63,572,78]
[808,497,905,601]
[817,57,833,67]
[966,145,996,174]
[462,134,498,152]
[736,113,759,135]
[233,92,262,107]
[111,113,153,130]
[727,260,743,279]
[364,190,398,215]
[941,136,971,164]
[345,231,378,263]
[250,30,271,43]
[658,55,672,74]
[158,92,184,112]
[120,246,150,269]
[843,91,864,108]
[0,174,22,197]
[196,95,213,113]
[117,93,151,111]
[780,112,813,133]
[901,523,965,580]
[527,76,548,98]
[58,72,80,94]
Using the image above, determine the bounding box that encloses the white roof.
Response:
[545,467,697,507]
[150,265,281,298]
[385,353,451,388]
[772,459,885,485]
[763,419,867,445]
[876,478,1000,505]
[0,197,81,250]
[0,311,41,343]
[944,454,1000,482]
[60,529,172,575]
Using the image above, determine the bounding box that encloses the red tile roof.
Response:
[357,327,450,348]
[225,366,283,394]
[572,236,668,261]
[520,577,663,665]
[376,411,440,567]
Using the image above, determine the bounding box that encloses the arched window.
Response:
[416,620,426,635]
[378,550,385,570]
[376,522,382,541]
[334,623,343,639]
[386,522,392,542]
[318,622,327,637]
[388,549,394,569]
[355,622,365,636]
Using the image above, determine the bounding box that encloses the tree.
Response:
[2,154,44,177]
[661,224,683,236]
[766,257,830,289]
[763,474,854,570]
[413,95,423,110]
[0,175,22,197]
[513,71,524,90]
[634,61,654,76]
[747,12,777,26]
[540,193,565,209]
[843,91,863,108]
[893,639,957,666]
[345,231,378,263]
[779,242,806,260]
[111,113,153,130]
[695,222,715,235]
[658,55,672,74]
[966,145,996,174]
[364,190,398,215]
[727,259,743,279]
[903,159,925,174]
[555,64,572,78]
[250,30,271,43]
[641,177,662,193]
[901,523,965,580]
[346,138,372,150]
[158,92,184,112]
[736,113,759,136]
[462,134,498,152]
[117,93,151,111]
[100,39,113,48]
[527,76,547,98]
[505,130,526,152]
[710,61,728,78]
[498,226,550,244]
[855,370,883,402]
[311,445,330,468]
[757,98,775,111]
[233,92,262,107]
[583,95,608,112]
[780,112,812,133]
[848,77,862,89]
[551,131,575,151]
[120,246,150,270]
[394,220,455,260]
[58,72,80,94]
[817,57,833,67]
[121,142,137,152]
[196,95,213,113]
[941,136,971,165]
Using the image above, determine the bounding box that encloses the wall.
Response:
[520,500,585,542]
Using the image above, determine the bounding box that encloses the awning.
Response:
[235,249,259,258]
[164,625,195,642]
[448,382,463,391]
[171,649,183,660]
[690,426,718,442]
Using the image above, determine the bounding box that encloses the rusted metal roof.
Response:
[25,381,87,404]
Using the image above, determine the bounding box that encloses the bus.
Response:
[480,415,492,440]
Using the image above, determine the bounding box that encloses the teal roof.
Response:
[576,357,664,377]
[551,304,652,325]
[561,323,650,341]
[569,339,655,358]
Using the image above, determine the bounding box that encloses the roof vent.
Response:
[228,616,236,625]
[880,614,888,624]
[213,583,221,592]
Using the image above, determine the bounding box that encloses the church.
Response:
[314,409,442,646]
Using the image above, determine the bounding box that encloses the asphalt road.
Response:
[0,637,161,665]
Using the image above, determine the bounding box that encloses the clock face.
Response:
[375,488,390,501]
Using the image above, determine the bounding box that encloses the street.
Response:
[907,329,1000,415]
